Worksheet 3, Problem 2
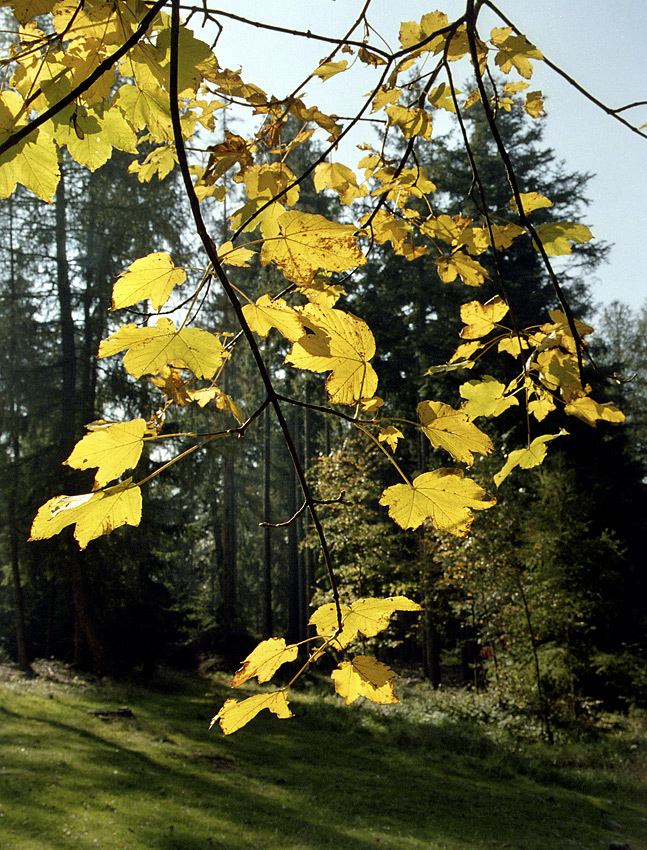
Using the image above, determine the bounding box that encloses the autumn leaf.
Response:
[309,596,421,650]
[242,294,305,342]
[380,470,495,536]
[261,210,365,286]
[564,396,625,426]
[64,419,148,490]
[509,191,553,214]
[460,296,509,339]
[494,431,567,487]
[285,304,378,405]
[436,253,490,287]
[491,29,543,79]
[212,691,292,736]
[332,656,399,706]
[231,638,299,687]
[313,60,348,80]
[98,317,226,379]
[459,376,519,419]
[533,222,593,256]
[417,400,494,466]
[30,480,142,549]
[111,253,187,311]
[314,162,368,205]
[217,240,255,267]
[378,425,404,452]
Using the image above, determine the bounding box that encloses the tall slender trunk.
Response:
[262,405,273,638]
[55,160,110,672]
[287,406,301,643]
[6,195,32,673]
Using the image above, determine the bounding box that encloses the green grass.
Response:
[0,669,645,850]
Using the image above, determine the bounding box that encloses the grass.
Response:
[0,667,645,850]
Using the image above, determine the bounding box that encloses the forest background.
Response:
[0,0,646,738]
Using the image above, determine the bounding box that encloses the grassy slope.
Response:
[0,671,645,850]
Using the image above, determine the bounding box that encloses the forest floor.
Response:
[0,662,645,850]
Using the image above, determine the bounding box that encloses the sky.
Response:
[193,0,647,312]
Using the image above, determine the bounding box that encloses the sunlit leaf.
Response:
[564,396,626,427]
[494,431,567,487]
[29,480,142,549]
[65,419,147,490]
[417,400,494,466]
[242,294,305,342]
[231,638,299,687]
[332,656,399,706]
[459,376,519,419]
[460,296,509,339]
[213,691,292,735]
[533,222,593,256]
[380,470,495,536]
[111,253,187,311]
[313,60,348,80]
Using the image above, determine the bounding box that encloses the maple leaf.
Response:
[524,90,545,118]
[285,304,378,405]
[460,296,509,339]
[111,253,187,312]
[564,396,625,426]
[314,162,368,205]
[242,295,305,342]
[494,431,567,487]
[261,210,365,286]
[378,425,404,452]
[98,317,226,379]
[498,335,530,357]
[491,29,543,79]
[436,253,490,287]
[533,222,593,256]
[64,419,147,490]
[309,596,422,650]
[213,692,292,736]
[459,376,519,419]
[332,657,399,706]
[380,470,495,536]
[30,480,142,549]
[217,241,255,268]
[313,60,348,80]
[231,638,299,687]
[417,400,494,466]
[385,105,432,140]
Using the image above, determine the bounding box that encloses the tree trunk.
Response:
[262,405,273,638]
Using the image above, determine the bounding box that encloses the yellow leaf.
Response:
[492,32,543,79]
[240,162,299,208]
[385,105,432,140]
[115,85,174,142]
[533,222,593,256]
[528,387,556,422]
[398,12,448,52]
[428,82,459,113]
[0,126,59,203]
[380,470,495,536]
[111,253,187,312]
[151,365,192,406]
[313,162,367,205]
[378,425,404,452]
[498,335,530,357]
[309,596,421,650]
[285,304,378,405]
[313,60,348,80]
[29,480,142,549]
[510,191,553,214]
[564,396,626,427]
[242,294,304,342]
[332,657,399,706]
[460,296,509,339]
[98,317,226,379]
[371,86,401,113]
[231,638,299,687]
[494,431,566,487]
[448,340,483,365]
[417,400,494,466]
[217,241,255,268]
[261,210,365,286]
[65,419,147,490]
[524,90,545,118]
[436,253,490,287]
[212,691,292,736]
[459,376,520,418]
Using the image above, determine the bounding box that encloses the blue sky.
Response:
[198,1,647,312]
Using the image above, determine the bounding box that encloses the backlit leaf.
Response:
[533,222,593,256]
[65,419,147,490]
[29,480,142,549]
[111,253,187,311]
[417,400,494,466]
[313,60,348,80]
[98,317,226,379]
[378,425,404,452]
[459,376,519,419]
[285,304,378,405]
[332,657,399,706]
[460,296,509,339]
[231,638,299,687]
[494,431,566,487]
[261,210,365,286]
[564,396,626,426]
[242,294,304,342]
[380,470,495,536]
[309,596,421,650]
[510,191,553,214]
[213,691,292,735]
[436,253,490,287]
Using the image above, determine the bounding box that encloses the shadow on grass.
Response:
[0,675,643,850]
